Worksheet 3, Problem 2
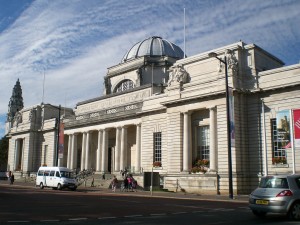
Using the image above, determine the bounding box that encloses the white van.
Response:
[36,166,77,191]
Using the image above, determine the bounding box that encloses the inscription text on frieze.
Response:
[76,89,150,114]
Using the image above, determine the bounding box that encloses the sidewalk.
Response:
[0,179,249,203]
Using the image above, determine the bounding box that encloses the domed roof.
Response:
[122,36,184,62]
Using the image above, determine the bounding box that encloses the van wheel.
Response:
[57,183,62,190]
[39,182,44,189]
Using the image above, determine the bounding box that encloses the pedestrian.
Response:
[111,176,118,192]
[127,174,133,191]
[10,173,14,185]
[123,176,128,191]
[91,176,95,187]
[132,178,137,192]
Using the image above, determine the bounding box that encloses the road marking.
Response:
[68,218,87,221]
[124,215,143,218]
[150,213,166,216]
[212,208,234,211]
[192,210,205,213]
[172,212,187,215]
[8,221,30,223]
[40,220,60,222]
[98,217,117,219]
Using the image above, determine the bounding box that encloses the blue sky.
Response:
[1,0,300,138]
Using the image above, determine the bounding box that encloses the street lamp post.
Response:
[55,105,61,166]
[208,52,233,199]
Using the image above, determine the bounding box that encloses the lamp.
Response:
[55,105,61,166]
[208,51,233,199]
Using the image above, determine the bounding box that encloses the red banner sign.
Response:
[293,109,300,147]
[58,123,64,159]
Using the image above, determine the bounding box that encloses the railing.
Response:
[75,168,94,186]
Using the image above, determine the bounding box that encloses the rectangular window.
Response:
[153,132,162,163]
[271,119,287,163]
[197,126,210,160]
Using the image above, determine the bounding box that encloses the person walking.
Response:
[10,173,14,185]
[127,174,133,192]
[132,178,137,192]
[111,176,118,192]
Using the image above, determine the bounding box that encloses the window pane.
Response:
[271,119,287,162]
[197,126,210,160]
[115,79,135,93]
[153,132,162,162]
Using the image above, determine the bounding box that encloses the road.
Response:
[0,184,297,225]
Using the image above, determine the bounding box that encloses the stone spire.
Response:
[7,79,24,122]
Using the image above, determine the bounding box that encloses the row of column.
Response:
[182,107,217,172]
[65,124,141,173]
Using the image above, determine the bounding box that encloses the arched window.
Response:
[115,79,134,93]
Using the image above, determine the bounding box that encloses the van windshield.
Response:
[60,171,74,178]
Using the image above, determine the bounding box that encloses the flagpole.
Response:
[290,110,295,174]
[262,99,268,176]
[183,8,186,58]
[42,69,46,103]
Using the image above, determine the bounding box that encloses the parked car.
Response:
[249,174,300,220]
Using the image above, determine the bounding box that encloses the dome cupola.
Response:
[122,36,184,62]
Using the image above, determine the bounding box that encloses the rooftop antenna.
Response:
[42,69,45,104]
[184,7,186,58]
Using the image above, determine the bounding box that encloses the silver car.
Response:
[249,174,300,220]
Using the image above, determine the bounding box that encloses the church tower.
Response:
[5,79,24,134]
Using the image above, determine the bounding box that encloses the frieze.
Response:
[74,103,142,121]
[125,104,138,111]
[106,108,118,114]
[76,89,150,114]
[90,112,100,118]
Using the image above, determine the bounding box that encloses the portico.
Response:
[63,121,142,174]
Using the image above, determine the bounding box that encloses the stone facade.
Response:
[6,37,300,195]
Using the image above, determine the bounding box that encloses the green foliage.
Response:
[0,136,8,167]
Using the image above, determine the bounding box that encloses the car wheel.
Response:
[252,210,267,218]
[39,182,44,189]
[57,183,62,190]
[288,202,300,220]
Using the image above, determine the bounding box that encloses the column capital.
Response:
[182,111,192,116]
[208,106,216,110]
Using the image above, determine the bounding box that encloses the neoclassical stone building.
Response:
[6,36,300,195]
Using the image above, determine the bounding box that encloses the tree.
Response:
[0,136,8,170]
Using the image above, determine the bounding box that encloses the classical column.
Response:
[209,107,217,171]
[135,123,141,173]
[14,139,20,170]
[114,127,121,172]
[67,135,72,168]
[101,129,108,173]
[96,130,102,172]
[183,112,191,172]
[71,134,78,170]
[85,131,91,170]
[120,126,127,171]
[81,132,86,170]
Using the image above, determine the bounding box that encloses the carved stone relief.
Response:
[168,64,189,87]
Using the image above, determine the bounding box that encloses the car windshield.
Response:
[60,171,74,178]
[259,177,289,188]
